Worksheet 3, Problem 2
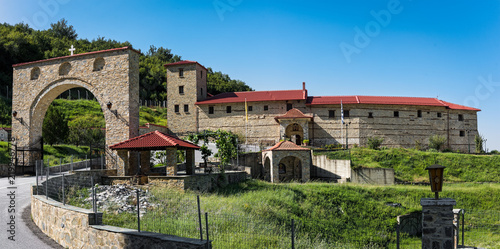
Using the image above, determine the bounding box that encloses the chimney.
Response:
[302,82,306,91]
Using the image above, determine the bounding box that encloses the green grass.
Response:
[42,144,92,166]
[319,147,500,183]
[82,181,500,248]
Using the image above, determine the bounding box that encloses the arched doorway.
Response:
[286,123,303,145]
[263,156,271,181]
[12,47,140,176]
[278,156,302,182]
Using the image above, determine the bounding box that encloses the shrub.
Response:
[428,135,446,151]
[302,139,309,145]
[491,150,500,155]
[367,136,384,150]
[475,134,485,153]
[415,140,422,151]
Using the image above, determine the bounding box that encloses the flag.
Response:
[341,100,344,124]
[245,98,248,122]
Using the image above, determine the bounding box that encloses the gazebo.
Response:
[109,130,200,176]
[262,141,311,183]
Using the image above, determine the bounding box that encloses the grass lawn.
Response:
[75,180,500,248]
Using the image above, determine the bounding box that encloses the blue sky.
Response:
[1,0,500,150]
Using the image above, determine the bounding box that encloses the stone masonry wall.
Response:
[12,47,139,173]
[32,174,210,248]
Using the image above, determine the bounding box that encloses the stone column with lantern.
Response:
[421,164,455,249]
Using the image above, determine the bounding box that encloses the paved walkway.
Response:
[1,175,63,248]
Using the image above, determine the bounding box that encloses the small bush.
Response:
[367,136,384,150]
[415,140,422,151]
[491,150,500,155]
[428,135,446,151]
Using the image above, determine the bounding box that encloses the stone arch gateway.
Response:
[12,47,140,176]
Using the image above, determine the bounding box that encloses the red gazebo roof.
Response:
[263,141,310,151]
[109,131,200,150]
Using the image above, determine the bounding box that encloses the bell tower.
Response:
[164,60,207,136]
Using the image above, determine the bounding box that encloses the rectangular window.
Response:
[264,105,268,111]
[248,106,253,111]
[344,110,350,117]
[417,110,422,118]
[174,105,179,113]
[394,111,399,117]
[458,114,464,121]
[184,104,189,113]
[368,112,373,118]
[179,86,184,94]
[329,110,335,118]
[200,88,203,96]
[286,103,293,111]
[200,70,203,79]
[226,106,232,113]
[209,106,214,114]
[437,112,442,118]
[460,130,465,137]
[179,68,184,77]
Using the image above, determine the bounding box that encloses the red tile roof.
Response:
[195,89,307,105]
[12,46,140,67]
[275,108,313,121]
[263,141,310,151]
[164,60,207,71]
[306,96,480,111]
[109,131,200,150]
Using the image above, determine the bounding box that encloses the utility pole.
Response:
[345,122,351,150]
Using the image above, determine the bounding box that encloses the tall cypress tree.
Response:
[42,105,69,145]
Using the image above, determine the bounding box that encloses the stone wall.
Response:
[148,171,248,192]
[31,191,209,248]
[311,155,351,181]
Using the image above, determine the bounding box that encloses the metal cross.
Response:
[69,45,76,56]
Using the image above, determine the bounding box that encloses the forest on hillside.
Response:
[0,19,253,126]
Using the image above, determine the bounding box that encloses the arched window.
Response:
[93,57,105,71]
[30,67,40,80]
[59,62,71,76]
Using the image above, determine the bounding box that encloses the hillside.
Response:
[319,147,500,183]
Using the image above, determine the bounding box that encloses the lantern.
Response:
[425,164,445,199]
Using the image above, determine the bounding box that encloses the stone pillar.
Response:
[116,150,128,176]
[140,151,151,174]
[165,148,177,176]
[271,154,279,183]
[185,149,195,175]
[421,198,456,249]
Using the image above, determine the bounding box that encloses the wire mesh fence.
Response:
[34,168,500,248]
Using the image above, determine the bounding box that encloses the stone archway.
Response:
[12,47,140,176]
[278,156,302,182]
[285,123,303,145]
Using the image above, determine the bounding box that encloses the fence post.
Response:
[291,219,295,249]
[137,189,141,232]
[91,176,95,213]
[205,212,209,249]
[396,218,400,249]
[197,195,203,241]
[462,210,465,246]
[62,174,65,205]
[70,156,73,172]
[86,155,88,170]
[101,155,104,170]
[59,158,62,174]
[46,167,49,199]
[35,160,39,195]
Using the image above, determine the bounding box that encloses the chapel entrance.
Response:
[286,123,303,145]
[278,156,302,182]
[11,47,140,176]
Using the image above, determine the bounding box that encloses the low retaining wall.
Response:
[351,167,394,185]
[148,171,248,192]
[311,155,351,181]
[31,179,210,248]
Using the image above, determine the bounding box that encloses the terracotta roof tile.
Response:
[196,89,307,105]
[109,131,199,150]
[275,108,313,121]
[306,96,480,111]
[164,60,207,71]
[12,46,140,67]
[263,141,310,151]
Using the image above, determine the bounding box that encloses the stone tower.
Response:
[164,61,207,136]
